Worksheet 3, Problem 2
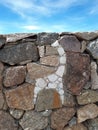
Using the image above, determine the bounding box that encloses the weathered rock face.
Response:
[59,35,81,52]
[19,111,48,130]
[0,35,6,48]
[0,90,5,109]
[9,109,24,119]
[77,90,98,105]
[0,110,18,130]
[77,104,98,123]
[35,89,62,111]
[5,83,35,110]
[3,66,26,87]
[0,62,4,89]
[0,43,39,65]
[51,107,75,130]
[45,45,58,56]
[63,52,90,95]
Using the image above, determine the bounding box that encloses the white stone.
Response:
[47,74,58,82]
[60,95,64,104]
[60,55,66,64]
[57,47,65,56]
[56,65,65,77]
[59,89,64,95]
[34,87,41,94]
[51,40,59,47]
[38,46,45,57]
[58,78,62,82]
[48,83,57,89]
[36,78,47,88]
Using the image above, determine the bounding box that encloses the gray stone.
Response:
[0,62,4,89]
[19,111,48,130]
[35,89,62,112]
[0,110,18,130]
[45,45,58,56]
[0,43,39,65]
[68,117,77,127]
[81,40,87,52]
[87,38,98,59]
[77,90,98,105]
[0,90,5,109]
[0,35,6,48]
[37,33,59,45]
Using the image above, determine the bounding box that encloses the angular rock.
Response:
[40,55,59,66]
[37,33,59,45]
[75,32,98,40]
[68,117,77,127]
[5,83,34,110]
[45,45,58,56]
[0,62,4,89]
[4,66,26,87]
[9,108,24,119]
[0,110,18,130]
[77,104,98,123]
[87,39,98,59]
[81,40,87,52]
[0,43,39,65]
[0,90,5,109]
[51,107,75,130]
[26,63,56,81]
[59,35,81,52]
[91,62,98,89]
[64,123,87,130]
[0,35,6,48]
[35,89,62,111]
[77,90,98,105]
[38,45,45,57]
[19,111,48,130]
[64,92,75,107]
[63,52,90,95]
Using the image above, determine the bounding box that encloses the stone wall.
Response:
[0,32,98,130]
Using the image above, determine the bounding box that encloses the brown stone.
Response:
[63,52,90,95]
[40,55,59,66]
[0,90,5,109]
[77,90,98,105]
[45,45,58,56]
[0,110,18,130]
[4,66,26,87]
[20,111,48,130]
[64,123,87,130]
[5,83,34,110]
[35,89,62,112]
[26,63,56,82]
[51,107,75,130]
[59,35,81,52]
[77,104,98,123]
[0,62,4,89]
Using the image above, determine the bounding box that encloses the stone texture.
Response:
[64,123,87,130]
[77,90,98,105]
[0,90,5,109]
[19,111,48,130]
[0,62,4,89]
[40,55,59,66]
[0,43,39,65]
[5,83,34,110]
[57,47,65,56]
[81,40,87,52]
[75,32,98,40]
[35,89,62,111]
[4,66,26,87]
[36,78,47,88]
[77,104,98,123]
[0,35,6,48]
[87,39,98,59]
[51,107,75,130]
[59,35,81,52]
[64,92,75,107]
[63,52,90,95]
[9,108,24,119]
[0,110,18,130]
[56,65,65,77]
[38,45,45,57]
[68,117,77,126]
[37,33,59,45]
[45,45,58,56]
[91,62,98,89]
[26,63,56,81]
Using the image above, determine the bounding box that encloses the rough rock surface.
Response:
[63,52,90,95]
[59,35,81,52]
[0,110,18,130]
[77,104,98,123]
[9,109,24,119]
[4,66,26,87]
[5,83,34,110]
[0,90,5,109]
[45,45,58,56]
[0,43,39,65]
[0,62,4,89]
[0,35,6,48]
[77,90,98,105]
[35,89,62,111]
[51,107,75,130]
[19,111,48,130]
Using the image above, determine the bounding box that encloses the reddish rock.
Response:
[51,107,75,130]
[59,35,81,52]
[35,89,62,112]
[5,83,34,110]
[0,110,18,130]
[4,66,26,87]
[63,52,90,95]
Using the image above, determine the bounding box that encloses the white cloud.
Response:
[22,25,40,30]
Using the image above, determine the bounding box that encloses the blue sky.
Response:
[0,0,98,34]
